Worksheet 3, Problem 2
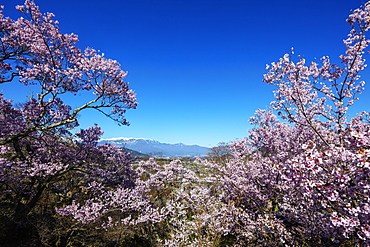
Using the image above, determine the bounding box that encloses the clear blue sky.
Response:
[2,0,369,147]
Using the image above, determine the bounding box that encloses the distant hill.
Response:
[122,147,151,158]
[99,138,210,157]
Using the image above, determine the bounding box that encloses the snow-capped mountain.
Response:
[99,138,210,157]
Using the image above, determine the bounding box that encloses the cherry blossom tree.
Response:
[201,1,370,246]
[0,1,142,245]
[0,0,137,140]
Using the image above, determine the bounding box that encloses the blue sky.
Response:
[2,0,369,147]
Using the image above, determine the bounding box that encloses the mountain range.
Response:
[99,138,210,157]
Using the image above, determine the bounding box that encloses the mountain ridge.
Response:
[99,137,210,157]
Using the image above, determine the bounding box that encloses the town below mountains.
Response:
[99,138,210,158]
